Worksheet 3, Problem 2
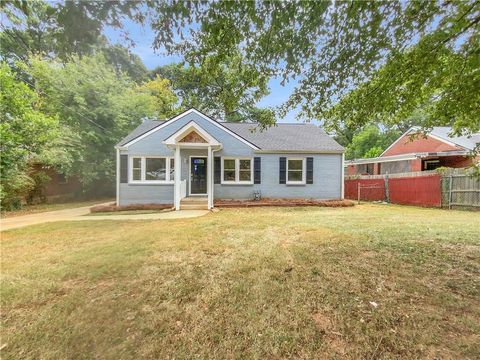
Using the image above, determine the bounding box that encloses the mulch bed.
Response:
[90,203,173,213]
[214,198,354,208]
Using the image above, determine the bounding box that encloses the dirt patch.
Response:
[312,312,333,331]
[215,198,354,208]
[90,203,173,213]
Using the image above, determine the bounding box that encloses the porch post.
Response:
[207,145,213,209]
[115,147,120,206]
[175,145,181,210]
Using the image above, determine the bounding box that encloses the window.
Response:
[287,158,305,184]
[222,158,253,184]
[132,157,142,181]
[423,159,440,171]
[170,158,175,179]
[130,156,173,183]
[223,159,236,181]
[366,163,374,175]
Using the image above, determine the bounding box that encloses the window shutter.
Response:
[120,155,128,183]
[254,157,261,184]
[306,157,314,184]
[279,157,286,184]
[214,157,221,184]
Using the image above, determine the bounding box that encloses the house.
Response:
[115,108,344,210]
[346,127,480,176]
[28,164,82,204]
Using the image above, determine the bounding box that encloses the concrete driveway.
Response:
[0,204,210,231]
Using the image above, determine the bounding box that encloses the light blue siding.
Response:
[118,111,342,205]
[214,153,342,200]
[119,183,173,205]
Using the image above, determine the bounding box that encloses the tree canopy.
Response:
[0,62,61,208]
[151,52,275,128]
[147,0,479,134]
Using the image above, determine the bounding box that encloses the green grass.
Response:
[1,198,113,218]
[1,204,479,359]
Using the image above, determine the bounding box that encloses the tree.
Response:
[151,54,275,127]
[137,75,178,118]
[345,125,401,160]
[147,0,479,134]
[100,43,149,83]
[1,0,145,60]
[0,62,61,208]
[27,54,177,194]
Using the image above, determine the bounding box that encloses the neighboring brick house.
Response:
[346,127,480,176]
[29,164,82,203]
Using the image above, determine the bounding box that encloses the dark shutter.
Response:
[254,157,261,184]
[279,157,286,184]
[120,155,128,183]
[306,157,314,184]
[214,156,221,184]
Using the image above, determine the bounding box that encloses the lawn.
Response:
[1,198,114,218]
[1,204,479,359]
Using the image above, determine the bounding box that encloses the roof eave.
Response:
[255,149,344,154]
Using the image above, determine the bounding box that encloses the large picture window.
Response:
[130,156,174,183]
[222,158,253,184]
[287,158,305,184]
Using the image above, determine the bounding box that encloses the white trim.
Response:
[207,146,213,209]
[341,153,345,199]
[122,108,259,150]
[116,148,120,206]
[163,120,221,146]
[346,150,471,166]
[189,156,208,196]
[255,150,344,154]
[286,157,306,185]
[220,157,254,185]
[174,146,181,210]
[427,132,460,148]
[129,155,174,184]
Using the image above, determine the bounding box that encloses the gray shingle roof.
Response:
[117,120,164,146]
[429,127,480,151]
[117,120,344,152]
[221,123,344,152]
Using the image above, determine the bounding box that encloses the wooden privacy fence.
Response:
[440,169,480,209]
[345,169,480,210]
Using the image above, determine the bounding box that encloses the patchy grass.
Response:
[86,209,172,216]
[90,203,172,213]
[1,198,113,218]
[1,204,479,359]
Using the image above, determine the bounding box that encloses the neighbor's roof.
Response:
[117,120,343,152]
[429,127,480,151]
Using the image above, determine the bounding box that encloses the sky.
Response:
[104,20,302,124]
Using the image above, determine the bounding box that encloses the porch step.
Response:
[180,197,208,210]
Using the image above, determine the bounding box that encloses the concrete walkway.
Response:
[0,205,210,231]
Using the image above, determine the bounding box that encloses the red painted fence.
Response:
[345,173,442,207]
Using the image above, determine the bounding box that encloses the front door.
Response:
[190,157,207,195]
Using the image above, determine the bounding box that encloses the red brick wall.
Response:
[347,165,357,175]
[440,156,475,168]
[383,133,460,157]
